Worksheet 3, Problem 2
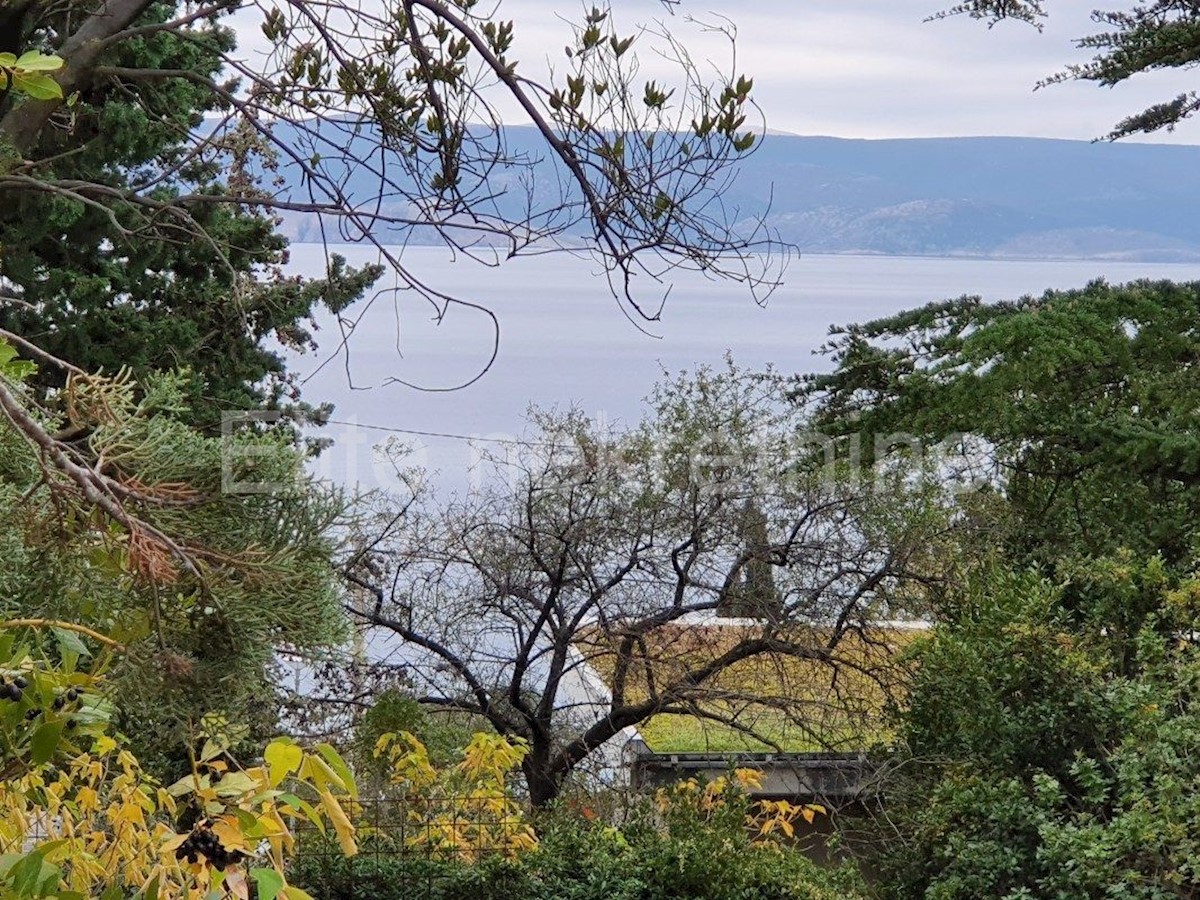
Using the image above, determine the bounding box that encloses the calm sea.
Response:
[284,246,1200,492]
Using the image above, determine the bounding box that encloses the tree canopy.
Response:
[805,280,1200,897]
[801,279,1200,570]
[0,0,785,407]
[346,363,957,805]
[0,6,382,427]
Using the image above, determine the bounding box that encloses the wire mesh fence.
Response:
[289,795,534,900]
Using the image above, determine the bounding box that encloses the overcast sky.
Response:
[225,1,1200,144]
[234,1,1200,145]
[520,0,1200,143]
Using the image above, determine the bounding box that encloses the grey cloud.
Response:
[228,0,1200,143]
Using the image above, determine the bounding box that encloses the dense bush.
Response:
[293,788,866,900]
[876,562,1200,899]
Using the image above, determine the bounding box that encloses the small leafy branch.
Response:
[655,769,827,842]
[373,731,537,860]
[0,623,359,899]
[0,51,64,101]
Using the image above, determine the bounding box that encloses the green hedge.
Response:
[292,808,865,900]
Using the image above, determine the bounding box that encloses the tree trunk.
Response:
[522,748,563,809]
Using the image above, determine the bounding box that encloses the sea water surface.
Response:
[284,247,1200,492]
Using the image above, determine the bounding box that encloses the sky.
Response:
[226,1,1200,487]
[508,0,1200,143]
[232,1,1200,145]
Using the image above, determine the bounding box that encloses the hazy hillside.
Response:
[271,124,1200,261]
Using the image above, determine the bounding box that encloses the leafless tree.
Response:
[0,0,789,386]
[344,364,958,805]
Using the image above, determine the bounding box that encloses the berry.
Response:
[66,689,78,702]
[12,677,27,690]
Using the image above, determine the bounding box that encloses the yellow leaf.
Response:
[306,754,347,793]
[92,736,118,755]
[319,790,357,857]
[264,740,304,788]
[213,816,249,851]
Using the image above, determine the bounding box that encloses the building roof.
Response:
[577,621,925,754]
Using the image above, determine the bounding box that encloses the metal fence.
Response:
[289,795,535,900]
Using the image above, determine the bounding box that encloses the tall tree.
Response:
[803,282,1200,896]
[800,279,1200,573]
[346,364,955,806]
[0,0,785,405]
[0,3,381,428]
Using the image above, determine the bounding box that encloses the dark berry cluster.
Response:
[0,675,27,702]
[174,825,246,871]
[14,682,80,726]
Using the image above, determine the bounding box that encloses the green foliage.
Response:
[878,562,1200,899]
[293,787,865,900]
[0,624,112,783]
[0,357,348,779]
[353,691,480,771]
[804,279,1200,569]
[934,1,1200,138]
[0,3,380,428]
[902,570,1112,779]
[0,50,64,101]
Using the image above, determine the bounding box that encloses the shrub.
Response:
[293,768,867,900]
[877,564,1200,899]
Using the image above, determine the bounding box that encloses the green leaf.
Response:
[0,53,16,68]
[52,627,87,676]
[8,848,58,898]
[52,627,90,660]
[11,71,63,100]
[316,743,357,797]
[30,720,64,765]
[15,52,64,72]
[293,797,325,834]
[0,342,15,366]
[2,359,37,380]
[251,868,286,900]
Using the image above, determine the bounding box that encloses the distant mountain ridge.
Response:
[730,134,1200,260]
[272,124,1200,261]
